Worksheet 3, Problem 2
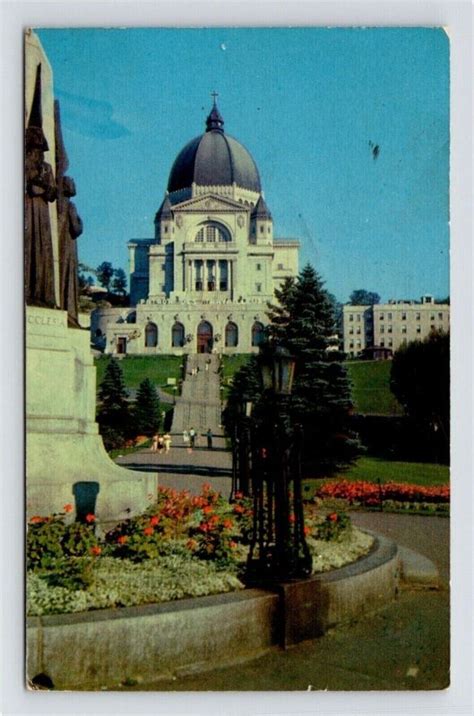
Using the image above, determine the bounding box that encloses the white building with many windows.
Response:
[343,295,450,358]
[92,100,299,355]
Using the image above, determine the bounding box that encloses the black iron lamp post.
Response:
[231,399,253,498]
[246,345,312,582]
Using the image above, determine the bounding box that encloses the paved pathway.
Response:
[116,353,232,497]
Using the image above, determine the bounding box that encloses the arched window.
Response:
[251,321,265,347]
[126,311,137,324]
[225,322,238,348]
[172,322,185,348]
[194,223,231,243]
[145,322,158,348]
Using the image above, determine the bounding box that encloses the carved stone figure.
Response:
[55,100,83,326]
[25,64,57,308]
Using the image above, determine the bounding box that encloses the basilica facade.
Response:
[91,101,299,355]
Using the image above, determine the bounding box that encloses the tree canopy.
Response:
[390,330,449,463]
[349,289,380,305]
[133,378,162,437]
[97,358,132,449]
[96,261,115,291]
[226,264,361,478]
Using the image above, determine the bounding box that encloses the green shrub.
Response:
[314,511,351,541]
[27,516,100,571]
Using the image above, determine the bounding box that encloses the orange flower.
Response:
[223,519,234,530]
[29,515,45,524]
[229,541,237,549]
[328,513,339,522]
[143,526,154,536]
[203,505,214,514]
[149,515,159,526]
[90,546,101,556]
[63,503,73,513]
[117,535,128,545]
[304,526,312,536]
[85,513,96,523]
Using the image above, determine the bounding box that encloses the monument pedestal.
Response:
[26,307,157,523]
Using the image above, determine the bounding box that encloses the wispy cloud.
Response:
[56,89,131,139]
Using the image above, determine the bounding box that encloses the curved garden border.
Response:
[27,533,399,690]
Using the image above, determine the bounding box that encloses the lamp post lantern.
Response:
[246,344,312,582]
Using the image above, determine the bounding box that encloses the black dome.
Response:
[167,105,261,193]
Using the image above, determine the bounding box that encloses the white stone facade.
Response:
[343,296,450,357]
[93,110,300,356]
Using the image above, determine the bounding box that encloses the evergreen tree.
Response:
[267,264,361,476]
[133,378,162,436]
[97,358,132,449]
[112,267,127,296]
[96,261,114,291]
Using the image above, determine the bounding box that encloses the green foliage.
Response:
[390,331,449,463]
[27,557,244,616]
[266,264,362,476]
[96,261,114,290]
[133,378,162,436]
[349,289,380,305]
[346,360,403,415]
[112,267,127,295]
[97,358,132,448]
[314,511,352,541]
[27,517,100,571]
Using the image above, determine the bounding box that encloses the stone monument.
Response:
[25,30,157,523]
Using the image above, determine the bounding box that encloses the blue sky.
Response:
[36,27,449,303]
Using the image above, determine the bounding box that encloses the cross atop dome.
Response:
[206,93,224,133]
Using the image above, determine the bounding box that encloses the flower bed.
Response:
[27,486,374,616]
[315,479,450,514]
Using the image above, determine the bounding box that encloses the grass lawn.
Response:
[346,360,403,416]
[221,354,252,383]
[95,355,184,392]
[343,456,449,486]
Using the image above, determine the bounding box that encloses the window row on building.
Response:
[138,320,266,349]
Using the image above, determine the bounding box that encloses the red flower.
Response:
[117,535,128,545]
[233,504,245,514]
[229,541,237,549]
[90,546,101,556]
[63,503,73,513]
[203,505,214,514]
[85,513,96,523]
[223,519,234,530]
[234,491,243,500]
[29,515,45,524]
[328,513,339,522]
[289,514,296,524]
[304,526,312,536]
[149,515,159,526]
[143,526,154,536]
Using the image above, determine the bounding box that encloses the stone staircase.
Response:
[171,354,222,435]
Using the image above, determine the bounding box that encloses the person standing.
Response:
[206,428,213,450]
[189,427,196,449]
[157,435,165,454]
[183,429,189,445]
[163,432,172,453]
[151,434,158,452]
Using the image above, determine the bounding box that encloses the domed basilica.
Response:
[92,99,300,355]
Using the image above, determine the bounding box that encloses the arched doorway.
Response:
[197,321,213,354]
